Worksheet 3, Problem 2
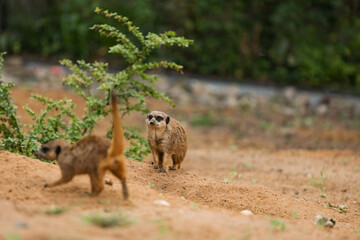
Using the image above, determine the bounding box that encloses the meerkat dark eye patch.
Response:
[55,146,61,156]
[156,116,164,122]
[41,147,49,153]
[148,115,153,120]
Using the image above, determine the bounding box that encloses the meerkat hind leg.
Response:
[89,169,106,196]
[169,155,180,170]
[159,152,172,173]
[110,159,129,200]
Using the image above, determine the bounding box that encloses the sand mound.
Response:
[0,151,359,239]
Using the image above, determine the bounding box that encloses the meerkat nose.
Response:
[150,122,155,125]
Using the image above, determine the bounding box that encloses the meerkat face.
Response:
[35,140,69,160]
[146,111,170,129]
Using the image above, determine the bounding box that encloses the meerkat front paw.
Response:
[158,169,167,173]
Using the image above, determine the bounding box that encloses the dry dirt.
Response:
[1,88,360,240]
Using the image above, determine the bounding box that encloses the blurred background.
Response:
[2,0,360,92]
[1,0,360,151]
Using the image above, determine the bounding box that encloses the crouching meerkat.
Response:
[146,111,188,173]
[35,91,129,199]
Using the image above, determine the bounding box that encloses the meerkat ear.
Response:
[55,146,61,156]
[166,116,170,124]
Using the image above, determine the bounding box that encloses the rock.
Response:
[168,86,191,105]
[282,107,297,117]
[218,85,240,108]
[154,200,171,207]
[314,215,336,228]
[155,76,171,93]
[316,104,328,116]
[238,94,257,110]
[282,87,296,103]
[315,96,331,116]
[295,94,310,115]
[190,81,217,106]
[15,221,28,229]
[280,128,296,138]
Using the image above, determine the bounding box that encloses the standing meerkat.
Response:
[146,111,188,173]
[35,91,129,199]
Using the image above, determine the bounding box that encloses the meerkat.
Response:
[146,111,188,173]
[35,91,128,199]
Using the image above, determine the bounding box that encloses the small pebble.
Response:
[154,200,170,207]
[240,210,254,216]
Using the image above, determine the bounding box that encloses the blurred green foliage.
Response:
[0,8,192,160]
[1,0,360,91]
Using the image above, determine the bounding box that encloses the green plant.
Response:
[338,205,347,214]
[154,219,169,239]
[244,163,253,170]
[269,219,286,231]
[0,8,193,161]
[5,233,21,240]
[309,166,326,190]
[242,227,252,240]
[291,211,298,219]
[191,202,199,209]
[146,182,155,187]
[190,112,217,127]
[0,52,29,155]
[229,171,237,179]
[45,205,69,215]
[260,121,275,131]
[82,212,134,228]
[4,1,360,92]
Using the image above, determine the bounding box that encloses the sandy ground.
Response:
[1,88,360,240]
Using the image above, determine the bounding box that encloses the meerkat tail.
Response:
[109,91,125,157]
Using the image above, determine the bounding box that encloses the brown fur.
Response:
[35,92,128,199]
[146,111,188,173]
